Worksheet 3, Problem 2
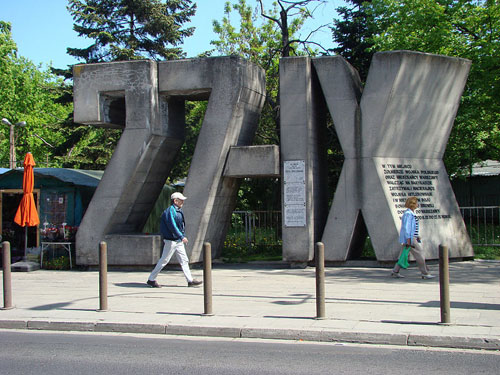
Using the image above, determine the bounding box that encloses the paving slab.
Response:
[1,260,499,350]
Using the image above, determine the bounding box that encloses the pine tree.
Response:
[67,0,196,63]
[331,0,373,81]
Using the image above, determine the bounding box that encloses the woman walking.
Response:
[392,196,435,279]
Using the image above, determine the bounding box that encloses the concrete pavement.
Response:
[1,260,499,350]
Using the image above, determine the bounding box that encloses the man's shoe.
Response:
[147,279,161,288]
[421,274,435,279]
[391,272,404,278]
[188,279,202,287]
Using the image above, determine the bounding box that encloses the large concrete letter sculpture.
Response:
[74,57,265,265]
[158,58,266,262]
[281,51,474,262]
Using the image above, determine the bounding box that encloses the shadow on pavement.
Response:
[420,301,500,310]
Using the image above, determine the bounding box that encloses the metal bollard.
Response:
[98,241,108,312]
[315,242,326,319]
[439,244,450,324]
[2,242,13,310]
[203,242,213,316]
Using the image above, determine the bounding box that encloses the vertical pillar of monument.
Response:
[158,57,266,262]
[313,57,364,261]
[280,57,329,262]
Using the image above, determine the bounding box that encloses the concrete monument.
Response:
[280,51,474,262]
[73,57,266,265]
[74,51,473,266]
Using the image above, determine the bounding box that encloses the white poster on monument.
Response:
[284,183,305,204]
[284,160,306,227]
[284,204,306,227]
[284,160,305,183]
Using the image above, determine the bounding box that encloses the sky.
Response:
[1,0,343,69]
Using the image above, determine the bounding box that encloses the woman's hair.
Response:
[405,196,418,209]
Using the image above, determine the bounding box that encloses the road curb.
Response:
[167,324,241,338]
[27,320,95,332]
[319,330,408,346]
[408,334,500,350]
[95,322,166,335]
[1,319,499,351]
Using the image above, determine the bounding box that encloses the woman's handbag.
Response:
[397,246,411,269]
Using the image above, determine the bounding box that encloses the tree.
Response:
[0,21,73,168]
[167,100,206,183]
[212,0,279,146]
[210,0,332,210]
[364,0,500,177]
[257,0,331,57]
[67,0,196,62]
[331,0,374,81]
[212,0,329,145]
[54,0,197,170]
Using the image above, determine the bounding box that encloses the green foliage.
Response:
[212,0,280,144]
[331,0,374,81]
[473,246,500,260]
[54,123,122,169]
[142,185,175,233]
[210,1,331,211]
[221,227,282,263]
[466,223,500,246]
[168,101,206,182]
[43,255,71,270]
[362,236,377,259]
[0,21,73,168]
[211,0,327,145]
[0,21,17,114]
[67,0,196,63]
[55,1,198,170]
[235,178,281,211]
[363,0,500,177]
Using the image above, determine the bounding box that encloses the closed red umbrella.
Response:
[14,153,40,258]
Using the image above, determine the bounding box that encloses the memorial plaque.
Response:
[284,160,305,183]
[284,205,306,227]
[284,160,306,227]
[376,158,452,222]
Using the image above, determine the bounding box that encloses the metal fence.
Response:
[460,206,500,247]
[229,211,282,246]
[229,206,500,248]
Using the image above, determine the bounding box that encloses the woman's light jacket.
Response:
[399,208,416,245]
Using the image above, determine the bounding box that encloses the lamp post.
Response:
[1,118,26,169]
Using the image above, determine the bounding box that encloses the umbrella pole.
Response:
[24,226,28,260]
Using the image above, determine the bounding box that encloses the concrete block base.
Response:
[104,234,162,266]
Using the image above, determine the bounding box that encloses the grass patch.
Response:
[473,246,500,260]
[466,224,500,246]
[221,229,500,263]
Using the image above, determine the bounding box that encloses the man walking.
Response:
[147,192,202,288]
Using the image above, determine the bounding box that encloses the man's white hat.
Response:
[171,192,187,200]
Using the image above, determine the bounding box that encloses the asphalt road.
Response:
[1,330,499,374]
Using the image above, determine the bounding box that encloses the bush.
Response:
[473,246,500,260]
[43,256,70,270]
[222,229,282,263]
